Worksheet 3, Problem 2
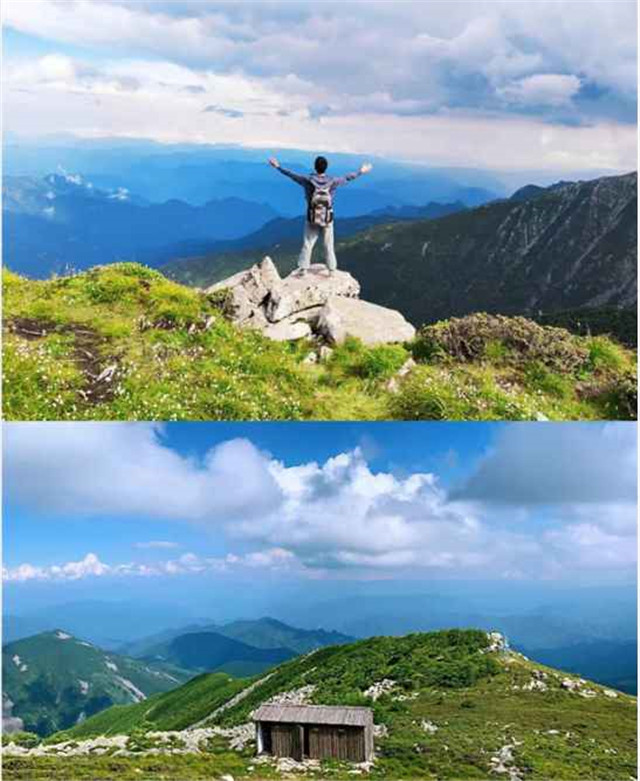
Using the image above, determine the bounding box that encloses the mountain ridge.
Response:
[164,172,637,345]
[6,629,636,780]
[141,630,296,677]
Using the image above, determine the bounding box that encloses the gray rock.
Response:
[258,256,282,290]
[238,306,269,332]
[2,697,24,734]
[206,258,280,307]
[317,297,416,345]
[263,319,312,342]
[205,257,283,325]
[218,282,255,324]
[266,264,359,323]
[205,257,416,348]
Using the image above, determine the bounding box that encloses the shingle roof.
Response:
[252,704,373,727]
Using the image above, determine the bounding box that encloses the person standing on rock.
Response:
[268,155,372,276]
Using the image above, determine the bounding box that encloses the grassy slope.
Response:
[5,630,636,780]
[3,631,193,736]
[3,264,636,421]
[52,672,245,737]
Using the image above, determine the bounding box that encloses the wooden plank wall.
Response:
[308,726,365,762]
[262,722,369,762]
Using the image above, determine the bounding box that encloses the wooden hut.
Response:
[253,704,374,762]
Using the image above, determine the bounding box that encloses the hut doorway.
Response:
[271,723,303,761]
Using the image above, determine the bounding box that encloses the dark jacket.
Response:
[276,167,363,205]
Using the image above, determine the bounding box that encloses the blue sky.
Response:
[2,1,637,171]
[3,422,637,602]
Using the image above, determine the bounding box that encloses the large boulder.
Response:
[316,297,416,346]
[266,264,359,323]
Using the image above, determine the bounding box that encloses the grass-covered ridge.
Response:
[3,264,310,421]
[4,629,637,780]
[3,264,636,421]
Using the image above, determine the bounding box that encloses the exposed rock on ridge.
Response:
[206,258,415,346]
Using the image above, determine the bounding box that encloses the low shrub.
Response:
[413,313,590,374]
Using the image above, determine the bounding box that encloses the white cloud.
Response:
[498,74,582,107]
[4,423,282,521]
[543,524,638,571]
[453,424,637,506]
[3,553,109,582]
[3,548,301,582]
[4,424,636,582]
[5,1,635,107]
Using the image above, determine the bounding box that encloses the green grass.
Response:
[54,673,245,740]
[3,267,636,421]
[3,265,311,421]
[2,746,255,781]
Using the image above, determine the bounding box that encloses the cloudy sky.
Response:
[2,0,637,170]
[3,422,637,594]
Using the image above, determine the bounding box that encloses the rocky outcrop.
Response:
[206,258,415,346]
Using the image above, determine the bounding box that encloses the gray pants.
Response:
[298,220,337,271]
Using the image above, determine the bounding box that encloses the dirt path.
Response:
[6,317,120,405]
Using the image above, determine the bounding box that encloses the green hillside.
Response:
[142,630,295,676]
[43,671,245,737]
[2,630,192,736]
[216,617,354,653]
[127,617,354,660]
[4,629,636,780]
[3,264,635,421]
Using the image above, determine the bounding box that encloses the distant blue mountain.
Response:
[519,640,638,695]
[2,142,510,278]
[3,141,503,215]
[2,172,278,278]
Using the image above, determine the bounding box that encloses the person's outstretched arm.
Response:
[332,162,373,188]
[268,157,309,186]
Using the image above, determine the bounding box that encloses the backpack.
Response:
[307,181,334,227]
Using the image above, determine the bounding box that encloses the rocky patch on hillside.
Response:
[206,257,415,346]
